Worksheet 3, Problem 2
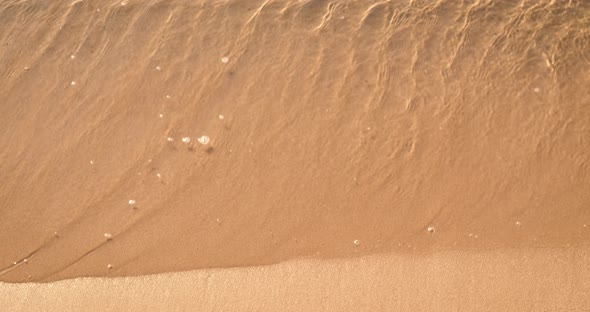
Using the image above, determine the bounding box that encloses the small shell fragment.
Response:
[128,199,136,205]
[167,137,174,142]
[182,137,191,143]
[427,226,435,233]
[104,233,113,240]
[197,135,210,145]
[221,56,229,64]
[353,239,360,246]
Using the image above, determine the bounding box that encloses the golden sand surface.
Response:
[1,0,590,308]
[2,246,590,311]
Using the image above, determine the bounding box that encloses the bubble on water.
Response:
[197,135,210,145]
[427,226,436,233]
[353,239,360,246]
[128,199,136,205]
[182,137,191,143]
[221,56,229,64]
[167,137,174,142]
[104,233,113,240]
[70,81,76,86]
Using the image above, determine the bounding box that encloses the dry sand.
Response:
[1,0,590,310]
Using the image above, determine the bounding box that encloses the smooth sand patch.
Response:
[3,246,590,311]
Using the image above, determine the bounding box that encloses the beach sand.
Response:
[1,0,589,310]
[3,246,590,311]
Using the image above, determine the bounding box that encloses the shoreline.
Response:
[3,246,589,311]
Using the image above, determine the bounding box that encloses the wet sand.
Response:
[3,246,590,311]
[1,0,590,309]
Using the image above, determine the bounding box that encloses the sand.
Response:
[3,246,590,311]
[1,0,590,309]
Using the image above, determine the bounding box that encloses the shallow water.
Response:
[1,0,589,282]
